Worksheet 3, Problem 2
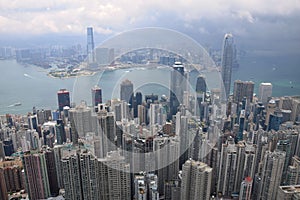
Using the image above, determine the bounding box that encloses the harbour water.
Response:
[0,52,299,115]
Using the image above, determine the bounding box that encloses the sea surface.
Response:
[0,52,299,115]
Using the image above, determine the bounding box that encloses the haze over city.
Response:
[0,0,300,55]
[0,1,300,200]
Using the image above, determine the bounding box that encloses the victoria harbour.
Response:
[0,52,299,115]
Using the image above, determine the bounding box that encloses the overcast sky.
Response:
[0,0,300,52]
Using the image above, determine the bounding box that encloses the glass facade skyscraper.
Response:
[57,89,70,111]
[91,85,102,108]
[120,79,134,107]
[169,62,185,118]
[221,33,234,100]
[87,27,95,63]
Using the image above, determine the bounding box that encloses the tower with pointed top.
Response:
[221,33,235,101]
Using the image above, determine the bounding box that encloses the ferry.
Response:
[13,102,22,106]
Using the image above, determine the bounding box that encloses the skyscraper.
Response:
[287,156,300,185]
[22,151,51,200]
[221,33,235,100]
[258,150,286,199]
[259,83,273,104]
[69,102,94,138]
[181,159,212,200]
[153,136,180,195]
[98,151,131,200]
[61,148,82,200]
[55,119,66,145]
[57,89,70,111]
[0,168,8,200]
[0,158,24,197]
[44,147,59,196]
[217,138,237,197]
[133,92,142,118]
[97,111,116,157]
[233,80,254,103]
[87,27,95,63]
[120,79,134,107]
[169,62,185,118]
[195,75,207,120]
[91,85,102,108]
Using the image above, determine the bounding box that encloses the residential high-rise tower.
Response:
[258,150,286,199]
[181,159,212,200]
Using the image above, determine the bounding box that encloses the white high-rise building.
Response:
[153,136,180,195]
[69,102,93,138]
[97,110,116,158]
[181,159,212,200]
[259,83,273,104]
[98,151,131,200]
[217,138,237,197]
[259,150,286,199]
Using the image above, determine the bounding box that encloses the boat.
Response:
[13,102,21,106]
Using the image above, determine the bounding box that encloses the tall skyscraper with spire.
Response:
[87,27,95,63]
[221,33,235,101]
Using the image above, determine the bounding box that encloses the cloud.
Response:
[0,0,299,35]
[233,10,255,23]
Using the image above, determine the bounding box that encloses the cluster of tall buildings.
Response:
[0,32,299,200]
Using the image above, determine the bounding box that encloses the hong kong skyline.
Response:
[0,1,300,200]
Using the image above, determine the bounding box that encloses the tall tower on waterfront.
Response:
[169,62,185,118]
[87,27,95,63]
[92,85,102,108]
[233,80,254,103]
[259,83,273,104]
[221,33,235,100]
[57,89,70,111]
[120,79,134,107]
[195,75,207,119]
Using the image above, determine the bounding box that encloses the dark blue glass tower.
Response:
[169,62,185,118]
[92,85,102,109]
[57,89,70,111]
